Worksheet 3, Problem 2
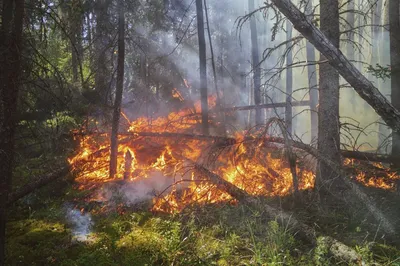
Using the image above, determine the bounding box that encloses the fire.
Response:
[344,158,400,190]
[69,99,399,214]
[172,88,184,102]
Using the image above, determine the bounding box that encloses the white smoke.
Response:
[95,171,179,206]
[65,205,93,242]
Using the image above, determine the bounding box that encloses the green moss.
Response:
[6,219,71,265]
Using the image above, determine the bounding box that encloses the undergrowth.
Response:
[5,171,400,265]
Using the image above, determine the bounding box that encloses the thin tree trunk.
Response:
[269,0,400,134]
[109,0,125,178]
[346,0,357,110]
[317,0,343,192]
[203,0,226,134]
[196,0,209,135]
[305,0,318,142]
[0,0,24,263]
[285,20,293,135]
[249,0,262,125]
[389,0,400,168]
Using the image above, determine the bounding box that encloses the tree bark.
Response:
[317,0,343,192]
[269,0,400,134]
[93,0,111,106]
[249,0,262,125]
[70,0,83,84]
[196,0,209,135]
[346,0,357,110]
[285,20,293,135]
[389,0,400,168]
[0,0,24,263]
[304,1,318,142]
[109,0,125,178]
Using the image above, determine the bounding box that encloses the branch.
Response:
[268,0,400,133]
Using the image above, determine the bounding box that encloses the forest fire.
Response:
[69,98,399,213]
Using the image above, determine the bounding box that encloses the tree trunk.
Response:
[249,0,262,125]
[0,0,24,263]
[70,0,83,84]
[317,0,343,192]
[204,0,226,135]
[94,0,111,106]
[269,0,400,134]
[305,0,318,142]
[285,20,293,135]
[346,0,357,110]
[196,0,209,135]
[109,0,125,178]
[389,0,400,168]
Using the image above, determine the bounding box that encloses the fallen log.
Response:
[189,159,363,264]
[269,0,400,133]
[221,100,310,112]
[7,165,71,206]
[73,131,395,163]
[124,132,395,163]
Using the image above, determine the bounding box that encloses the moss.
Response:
[6,219,71,265]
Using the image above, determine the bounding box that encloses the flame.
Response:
[69,99,399,214]
[172,88,184,102]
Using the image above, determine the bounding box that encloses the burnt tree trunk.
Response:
[317,0,343,192]
[249,0,262,125]
[196,0,209,135]
[390,0,400,169]
[0,0,24,263]
[305,0,318,142]
[269,0,400,134]
[109,0,125,178]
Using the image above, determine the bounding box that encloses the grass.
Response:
[5,169,400,265]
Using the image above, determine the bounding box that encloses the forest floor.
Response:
[5,155,400,266]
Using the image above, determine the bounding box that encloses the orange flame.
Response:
[69,99,399,213]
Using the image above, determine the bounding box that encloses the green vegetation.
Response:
[6,182,400,265]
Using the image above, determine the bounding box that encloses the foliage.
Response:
[366,63,392,81]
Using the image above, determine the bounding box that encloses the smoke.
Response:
[65,205,93,242]
[95,171,178,206]
[120,171,176,205]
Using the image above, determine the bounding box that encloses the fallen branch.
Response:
[268,0,400,133]
[7,165,71,206]
[222,100,310,112]
[73,132,395,163]
[189,159,363,264]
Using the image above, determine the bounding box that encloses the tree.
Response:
[285,20,293,135]
[249,0,262,125]
[93,0,112,107]
[109,0,125,178]
[269,0,400,134]
[196,0,209,135]
[0,0,25,263]
[317,0,343,192]
[305,0,318,142]
[389,0,400,168]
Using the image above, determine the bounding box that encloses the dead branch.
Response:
[268,0,400,133]
[189,159,363,264]
[73,132,395,163]
[7,165,71,206]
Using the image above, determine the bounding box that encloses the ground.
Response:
[5,156,400,265]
